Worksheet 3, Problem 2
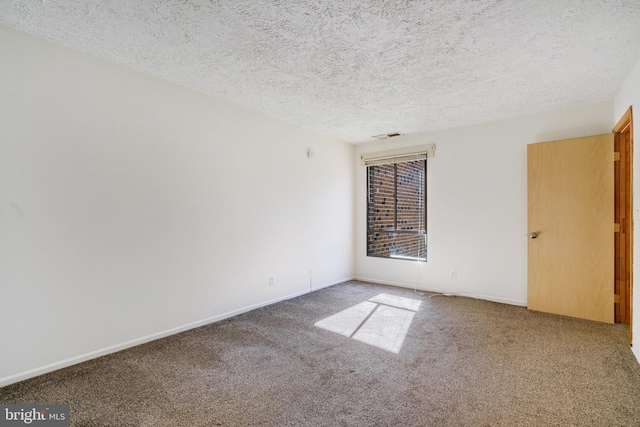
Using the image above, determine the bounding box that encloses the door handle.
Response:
[529,232,538,239]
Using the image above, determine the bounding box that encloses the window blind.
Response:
[361,144,435,167]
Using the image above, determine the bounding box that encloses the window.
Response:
[367,158,427,261]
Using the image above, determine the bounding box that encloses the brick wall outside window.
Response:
[367,160,426,260]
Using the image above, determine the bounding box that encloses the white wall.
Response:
[614,55,640,363]
[355,101,614,306]
[0,25,355,386]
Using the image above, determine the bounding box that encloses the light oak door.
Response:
[527,134,614,323]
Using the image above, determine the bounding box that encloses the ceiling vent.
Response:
[372,132,403,140]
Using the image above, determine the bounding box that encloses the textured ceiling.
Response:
[2,1,640,143]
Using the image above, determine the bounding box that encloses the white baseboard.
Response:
[354,276,528,307]
[311,276,355,292]
[0,276,353,388]
[633,344,640,365]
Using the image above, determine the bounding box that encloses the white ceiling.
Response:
[2,1,640,143]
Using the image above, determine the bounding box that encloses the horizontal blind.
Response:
[361,144,435,166]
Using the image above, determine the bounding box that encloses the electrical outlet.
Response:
[269,276,275,286]
[449,270,457,280]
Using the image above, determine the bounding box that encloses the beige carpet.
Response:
[2,280,639,426]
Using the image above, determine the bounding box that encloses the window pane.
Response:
[366,159,427,261]
[396,161,425,232]
[368,164,396,231]
[367,232,426,261]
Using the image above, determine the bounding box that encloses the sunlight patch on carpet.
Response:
[352,305,415,353]
[368,293,422,311]
[313,301,378,337]
[314,293,421,354]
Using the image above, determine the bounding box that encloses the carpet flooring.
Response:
[2,280,640,426]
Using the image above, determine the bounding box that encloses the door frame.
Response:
[613,106,633,343]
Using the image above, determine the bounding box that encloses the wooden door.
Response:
[528,134,614,323]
